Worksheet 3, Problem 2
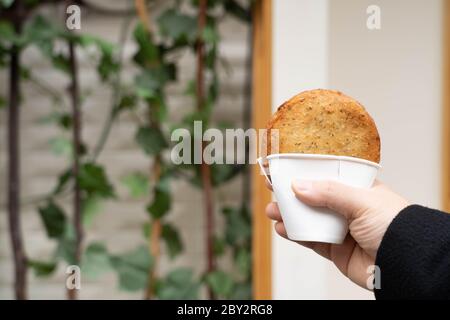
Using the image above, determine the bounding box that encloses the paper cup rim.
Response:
[265,153,381,169]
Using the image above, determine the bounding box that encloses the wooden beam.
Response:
[443,0,450,212]
[251,0,272,300]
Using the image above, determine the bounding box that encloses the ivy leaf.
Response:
[81,242,113,280]
[146,174,171,219]
[51,53,70,73]
[205,270,234,298]
[156,268,200,300]
[38,201,67,239]
[0,21,16,43]
[23,15,56,48]
[230,282,252,300]
[23,16,70,72]
[110,246,153,292]
[213,236,226,256]
[202,25,219,45]
[58,113,72,129]
[55,223,77,265]
[98,50,118,82]
[222,205,251,246]
[28,260,57,277]
[78,163,115,198]
[52,169,72,195]
[157,9,197,43]
[135,65,175,99]
[121,172,149,198]
[38,111,72,129]
[235,247,251,277]
[201,164,245,187]
[82,194,103,227]
[146,189,170,219]
[49,137,72,157]
[135,126,167,156]
[95,39,118,82]
[133,23,159,65]
[116,94,137,113]
[78,34,118,81]
[161,223,182,259]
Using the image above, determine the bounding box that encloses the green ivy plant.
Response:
[0,0,253,299]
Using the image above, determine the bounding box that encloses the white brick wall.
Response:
[0,8,249,299]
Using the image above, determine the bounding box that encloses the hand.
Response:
[265,180,409,289]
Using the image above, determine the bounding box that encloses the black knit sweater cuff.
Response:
[374,204,450,300]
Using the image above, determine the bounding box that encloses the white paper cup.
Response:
[258,153,380,244]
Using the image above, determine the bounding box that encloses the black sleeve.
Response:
[374,205,450,300]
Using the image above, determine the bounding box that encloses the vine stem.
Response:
[66,2,83,300]
[134,0,162,300]
[7,2,27,299]
[197,0,216,300]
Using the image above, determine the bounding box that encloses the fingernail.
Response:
[292,180,312,192]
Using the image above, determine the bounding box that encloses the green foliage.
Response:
[157,9,197,43]
[82,195,103,227]
[202,25,219,45]
[55,223,77,265]
[40,111,72,129]
[211,163,245,186]
[116,93,137,113]
[23,16,70,72]
[52,169,72,195]
[213,236,226,256]
[133,23,159,65]
[235,247,251,277]
[135,126,168,155]
[161,223,183,259]
[121,172,149,198]
[146,187,171,219]
[206,270,234,299]
[48,136,72,157]
[222,205,251,247]
[156,268,200,299]
[0,21,16,44]
[78,163,115,198]
[3,0,254,299]
[230,282,252,300]
[38,201,66,239]
[110,246,153,291]
[82,242,113,280]
[214,204,252,299]
[28,259,57,277]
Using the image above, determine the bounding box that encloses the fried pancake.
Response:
[267,89,380,163]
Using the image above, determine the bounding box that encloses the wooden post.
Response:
[251,0,272,300]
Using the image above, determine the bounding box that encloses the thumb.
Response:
[291,180,366,220]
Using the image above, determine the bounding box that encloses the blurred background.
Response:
[1,0,448,300]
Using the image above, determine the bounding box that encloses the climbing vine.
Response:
[0,0,253,299]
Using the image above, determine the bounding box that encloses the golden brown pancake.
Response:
[267,89,380,163]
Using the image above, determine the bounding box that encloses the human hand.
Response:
[265,180,409,289]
